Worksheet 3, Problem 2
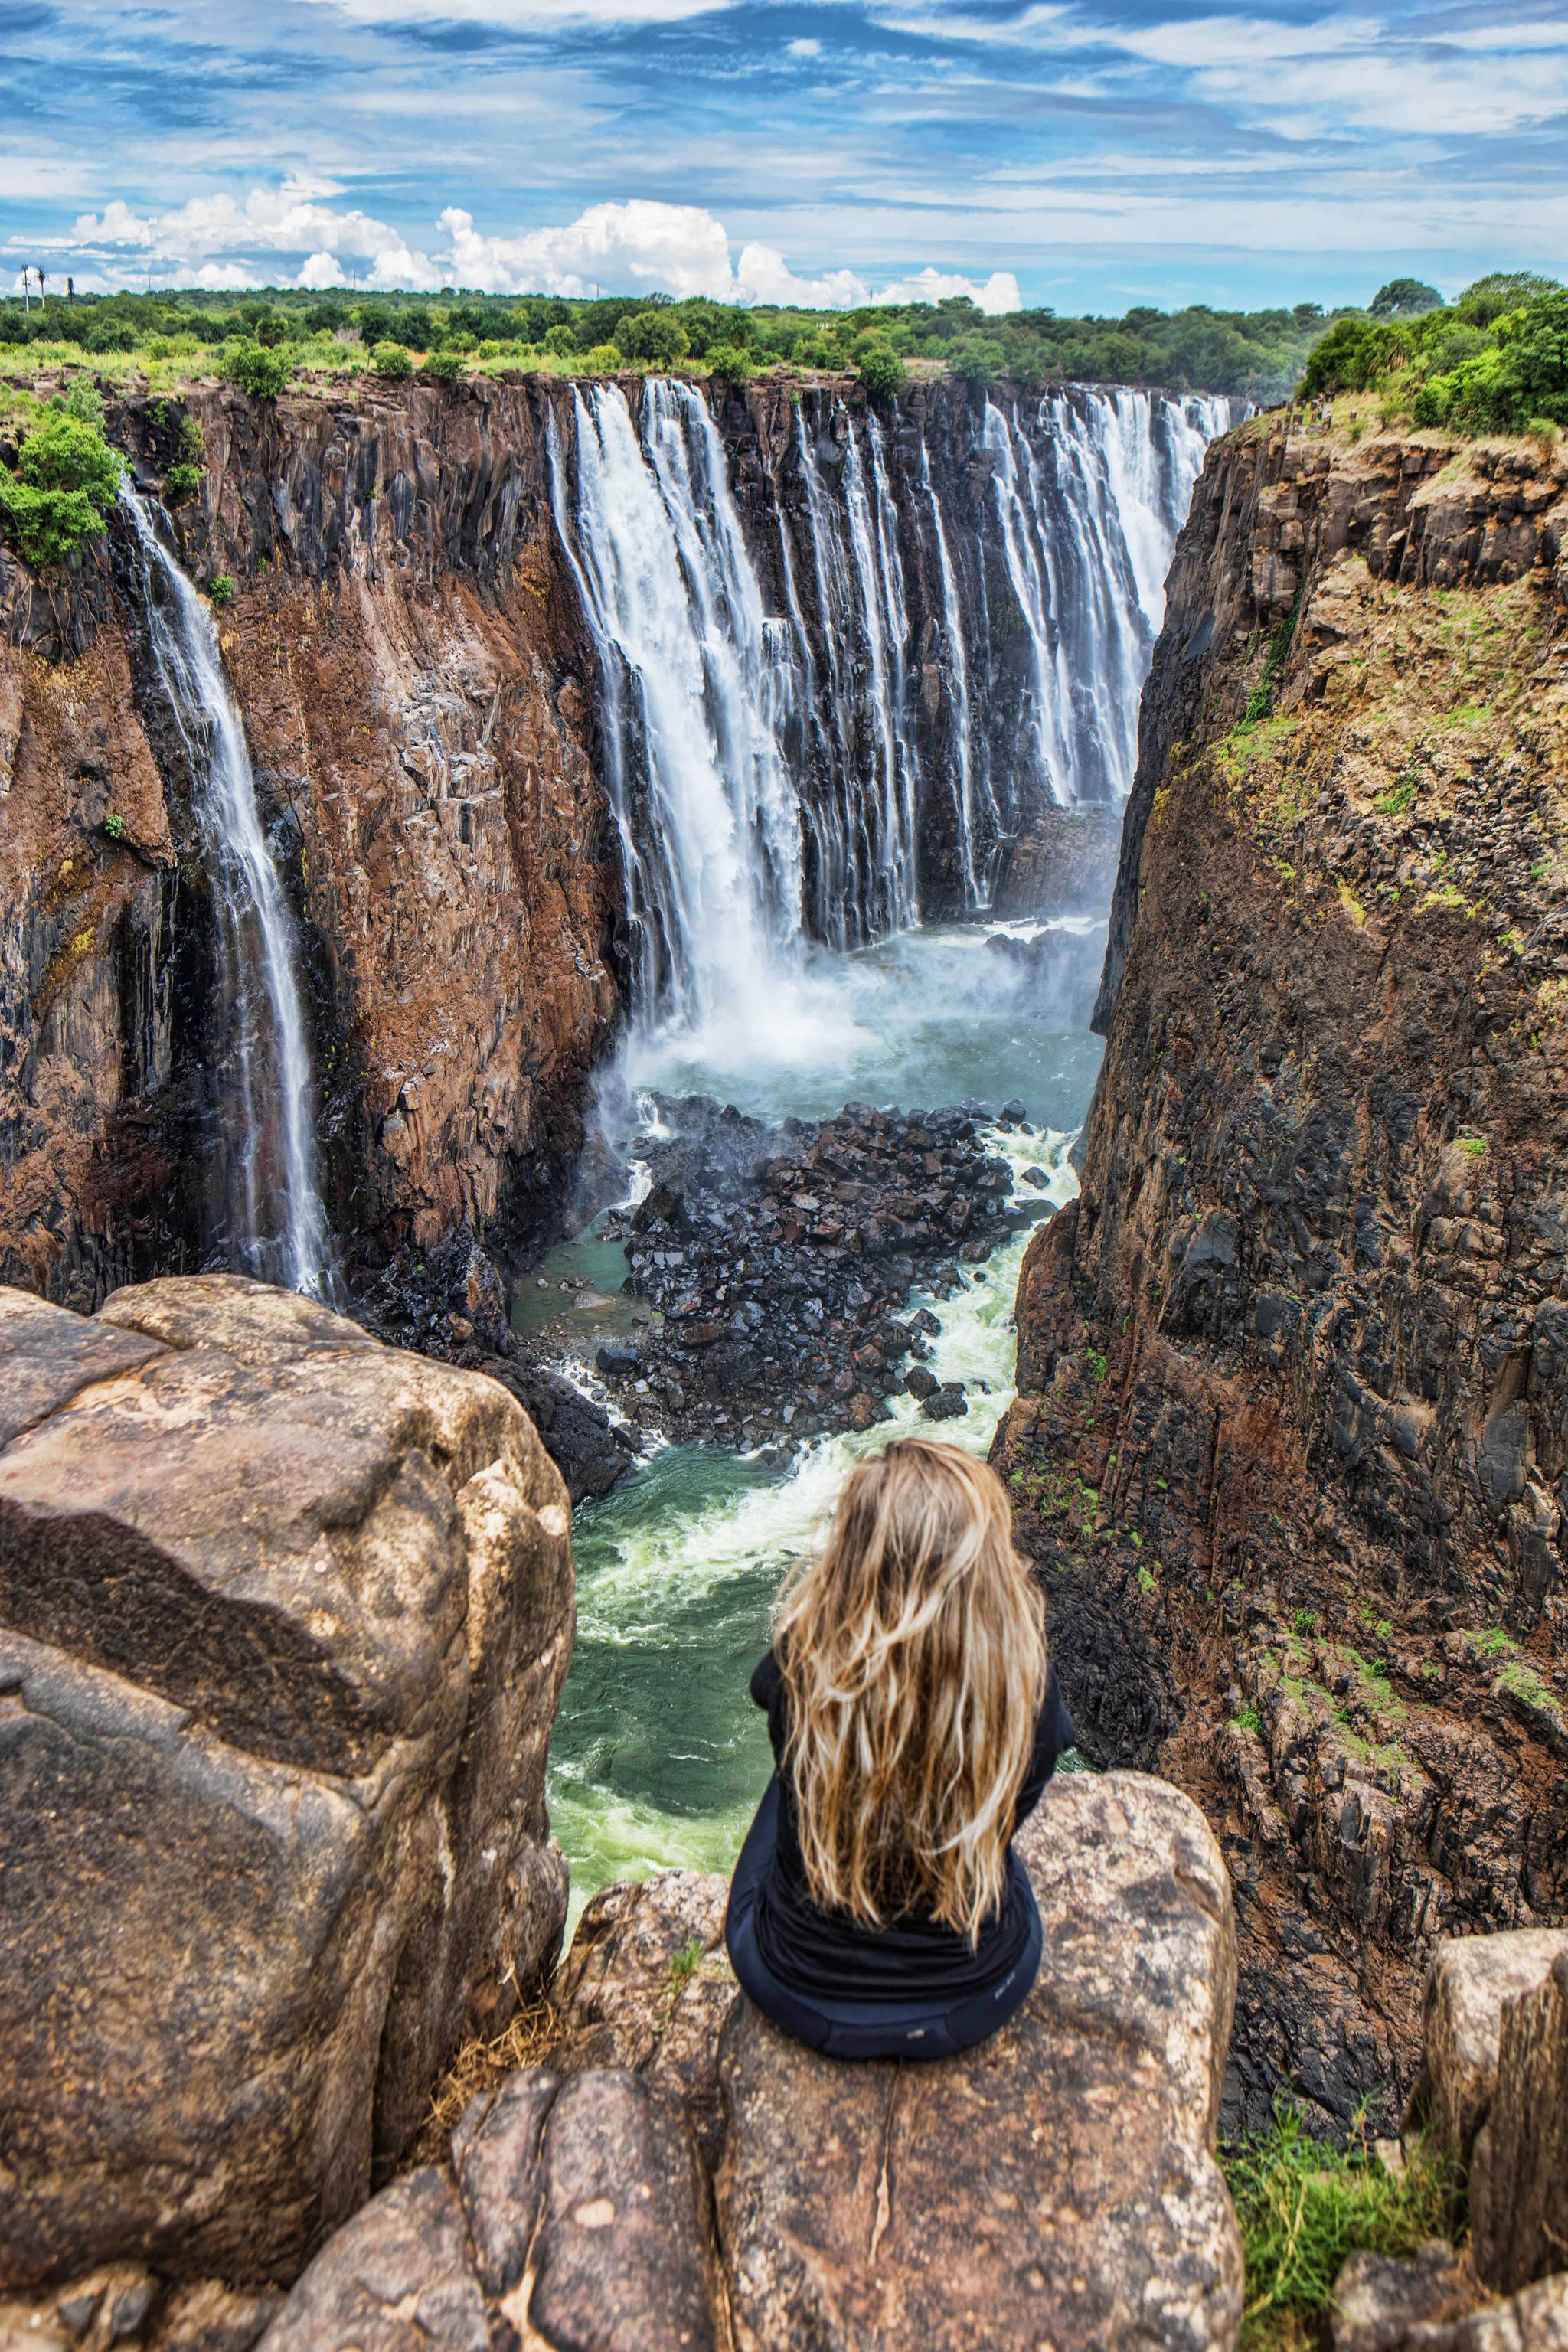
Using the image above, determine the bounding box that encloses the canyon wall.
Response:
[2,370,1220,1308]
[996,416,1568,2132]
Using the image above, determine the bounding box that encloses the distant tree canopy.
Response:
[1370,278,1445,318]
[1300,273,1568,436]
[0,270,1556,423]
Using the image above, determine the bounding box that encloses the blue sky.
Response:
[2,0,1564,312]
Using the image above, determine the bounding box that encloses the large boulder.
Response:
[715,1771,1242,2352]
[0,1276,575,2290]
[257,1769,1241,2352]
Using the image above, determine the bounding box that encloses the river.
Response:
[519,914,1106,1932]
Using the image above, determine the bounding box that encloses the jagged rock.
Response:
[1332,2244,1473,2351]
[920,1379,969,1420]
[256,2070,726,2352]
[0,1276,574,2290]
[716,1772,1240,2352]
[1411,1932,1568,2165]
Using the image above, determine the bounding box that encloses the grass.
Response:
[410,1986,560,2166]
[1224,2102,1456,2352]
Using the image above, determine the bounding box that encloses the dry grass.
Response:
[406,1988,562,2171]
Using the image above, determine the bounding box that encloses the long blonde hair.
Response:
[778,1437,1049,1943]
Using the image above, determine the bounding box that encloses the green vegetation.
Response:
[162,461,203,503]
[0,407,124,566]
[0,283,1341,401]
[222,338,290,399]
[1302,273,1568,437]
[1231,1704,1263,1733]
[371,340,413,381]
[668,1937,704,1989]
[208,573,235,606]
[1223,2103,1455,2352]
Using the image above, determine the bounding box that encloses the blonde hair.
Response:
[778,1436,1049,1944]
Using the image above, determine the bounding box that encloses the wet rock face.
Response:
[0,1276,574,2290]
[595,1093,1035,1450]
[996,420,1568,2136]
[255,1770,1242,2352]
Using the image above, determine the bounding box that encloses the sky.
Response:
[2,0,1564,315]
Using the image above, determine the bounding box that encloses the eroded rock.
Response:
[0,1276,574,2289]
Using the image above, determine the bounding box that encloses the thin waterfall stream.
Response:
[531,378,1238,1931]
[122,485,331,1298]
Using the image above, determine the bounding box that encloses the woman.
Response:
[725,1436,1074,2060]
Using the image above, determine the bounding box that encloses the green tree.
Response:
[1370,278,1444,318]
[541,323,577,357]
[423,348,465,384]
[302,301,344,333]
[618,309,691,366]
[372,340,414,380]
[398,305,436,349]
[949,335,1003,387]
[856,341,906,400]
[354,300,397,347]
[0,411,126,567]
[1495,289,1568,426]
[222,339,290,399]
[705,341,753,387]
[1455,271,1560,326]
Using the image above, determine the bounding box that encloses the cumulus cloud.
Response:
[733,242,871,307]
[874,264,1021,313]
[439,199,734,297]
[296,250,345,290]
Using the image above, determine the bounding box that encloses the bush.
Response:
[857,341,906,400]
[949,335,1003,388]
[208,573,235,605]
[354,301,397,347]
[580,343,622,372]
[222,339,290,400]
[0,411,125,567]
[1223,2102,1452,2352]
[705,342,753,387]
[59,374,105,429]
[423,348,465,384]
[618,309,690,367]
[541,323,577,357]
[371,340,413,381]
[162,462,204,504]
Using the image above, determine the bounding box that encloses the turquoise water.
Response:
[541,919,1106,1929]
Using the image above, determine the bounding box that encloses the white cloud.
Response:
[733,241,871,306]
[874,263,1021,312]
[439,199,736,296]
[297,250,345,289]
[302,0,731,19]
[786,35,822,54]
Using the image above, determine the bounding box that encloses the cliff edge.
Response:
[996,416,1568,2132]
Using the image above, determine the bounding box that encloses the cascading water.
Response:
[549,377,803,1032]
[982,387,1240,807]
[121,486,330,1298]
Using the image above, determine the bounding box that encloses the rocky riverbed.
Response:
[590,1093,1047,1452]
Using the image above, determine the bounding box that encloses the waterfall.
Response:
[554,376,1235,1027]
[982,388,1239,808]
[121,487,330,1297]
[549,378,803,1030]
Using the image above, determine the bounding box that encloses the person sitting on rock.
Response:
[726,1436,1074,2060]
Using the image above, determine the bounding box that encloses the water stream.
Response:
[122,485,330,1296]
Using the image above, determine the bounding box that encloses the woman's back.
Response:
[725,1438,1074,2060]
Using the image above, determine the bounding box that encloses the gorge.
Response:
[4,353,1567,2340]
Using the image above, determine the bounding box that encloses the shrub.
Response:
[208,573,235,605]
[59,374,105,428]
[163,462,204,504]
[371,340,413,381]
[580,343,622,372]
[0,411,125,567]
[1223,2102,1452,2352]
[423,348,465,384]
[541,324,577,356]
[618,309,690,367]
[353,301,397,347]
[949,335,1003,387]
[705,342,753,387]
[857,341,906,400]
[222,339,290,400]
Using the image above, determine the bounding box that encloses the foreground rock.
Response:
[0,1276,574,2290]
[995,418,1568,2132]
[260,1770,1243,2352]
[596,1094,1034,1449]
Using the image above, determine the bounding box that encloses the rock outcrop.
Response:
[995,420,1568,2132]
[255,1770,1243,2352]
[0,1276,574,2290]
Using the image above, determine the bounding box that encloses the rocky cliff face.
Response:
[2,379,622,1308]
[2,371,1215,1312]
[996,418,1568,2132]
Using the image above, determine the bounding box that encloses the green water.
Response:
[541,919,1106,1930]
